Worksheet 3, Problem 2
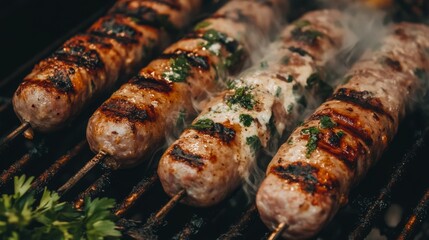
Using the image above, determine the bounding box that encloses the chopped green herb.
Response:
[287,137,293,145]
[163,55,191,82]
[291,27,325,45]
[300,126,320,158]
[275,87,282,97]
[267,116,278,137]
[260,61,269,69]
[306,73,322,89]
[287,75,294,82]
[224,48,244,69]
[226,86,255,110]
[202,29,228,55]
[0,175,121,240]
[281,56,290,64]
[336,130,345,138]
[246,135,261,152]
[287,103,294,113]
[297,95,307,108]
[320,116,337,129]
[239,114,254,127]
[294,19,311,28]
[194,21,211,30]
[414,68,427,82]
[288,46,310,57]
[226,79,236,89]
[190,118,214,130]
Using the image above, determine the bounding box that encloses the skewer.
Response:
[218,204,258,240]
[31,140,87,192]
[267,222,288,240]
[143,189,187,227]
[114,172,159,217]
[0,153,32,188]
[57,150,107,195]
[74,171,112,209]
[0,122,30,150]
[397,187,429,240]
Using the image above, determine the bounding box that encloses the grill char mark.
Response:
[128,75,172,92]
[310,111,373,147]
[111,3,175,30]
[330,88,394,122]
[53,40,105,71]
[170,144,204,169]
[100,98,155,122]
[271,162,339,195]
[90,16,141,44]
[193,123,236,143]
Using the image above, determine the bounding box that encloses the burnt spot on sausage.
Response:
[111,3,176,30]
[128,75,172,92]
[316,129,362,172]
[380,56,402,72]
[310,111,373,147]
[169,144,204,169]
[330,88,394,122]
[291,27,324,46]
[48,69,75,93]
[159,50,210,70]
[84,34,114,48]
[100,98,155,122]
[271,162,339,195]
[192,122,236,143]
[288,46,313,58]
[53,40,104,71]
[90,16,140,44]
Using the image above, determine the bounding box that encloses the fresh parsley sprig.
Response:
[0,175,121,240]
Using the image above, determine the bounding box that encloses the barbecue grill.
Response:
[1,0,429,239]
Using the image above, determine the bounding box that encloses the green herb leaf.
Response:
[260,61,268,69]
[294,19,311,28]
[319,116,337,129]
[239,114,253,127]
[0,175,121,240]
[163,55,191,82]
[336,130,345,138]
[190,118,214,130]
[226,86,255,110]
[246,135,261,152]
[300,127,320,158]
[275,87,282,97]
[194,21,211,30]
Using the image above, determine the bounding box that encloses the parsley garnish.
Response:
[275,87,282,97]
[281,56,290,64]
[190,118,214,130]
[246,135,261,152]
[0,175,120,240]
[306,73,322,89]
[202,29,228,54]
[224,48,244,69]
[260,61,268,69]
[301,127,320,158]
[194,21,211,30]
[336,130,345,138]
[294,19,311,28]
[239,114,253,127]
[320,116,337,129]
[287,103,294,113]
[163,55,191,82]
[226,86,255,110]
[287,75,294,82]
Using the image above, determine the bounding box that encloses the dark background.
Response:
[0,0,115,81]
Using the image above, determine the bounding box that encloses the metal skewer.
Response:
[57,150,107,195]
[0,122,30,150]
[267,222,288,240]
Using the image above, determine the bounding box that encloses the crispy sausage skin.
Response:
[256,23,429,239]
[157,10,356,207]
[86,0,289,168]
[13,0,202,132]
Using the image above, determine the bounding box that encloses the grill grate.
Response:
[1,1,429,240]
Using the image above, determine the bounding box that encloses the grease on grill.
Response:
[170,144,205,169]
[100,98,155,122]
[271,162,338,194]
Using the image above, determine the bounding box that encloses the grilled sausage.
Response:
[256,23,429,239]
[86,0,289,169]
[157,10,356,207]
[13,0,202,132]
